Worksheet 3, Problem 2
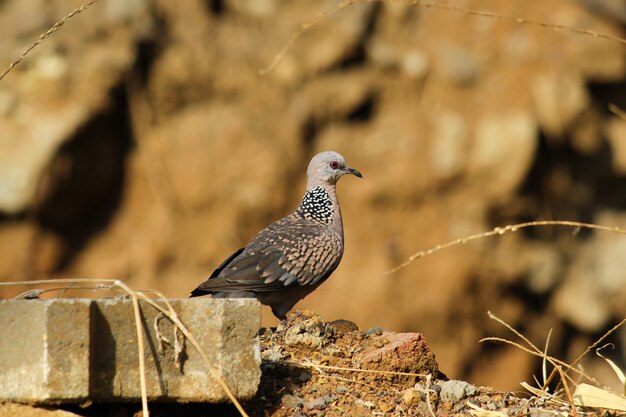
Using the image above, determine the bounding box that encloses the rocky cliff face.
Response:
[1,0,625,390]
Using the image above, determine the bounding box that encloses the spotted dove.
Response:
[190,151,362,319]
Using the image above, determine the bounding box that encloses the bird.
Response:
[190,151,362,319]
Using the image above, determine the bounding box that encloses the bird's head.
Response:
[306,151,362,188]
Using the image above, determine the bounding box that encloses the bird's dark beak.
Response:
[343,166,363,178]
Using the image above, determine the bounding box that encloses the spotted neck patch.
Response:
[297,186,334,224]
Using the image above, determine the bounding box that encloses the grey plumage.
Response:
[190,151,362,319]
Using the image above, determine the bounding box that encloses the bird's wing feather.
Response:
[194,214,343,294]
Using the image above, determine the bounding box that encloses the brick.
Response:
[0,298,261,403]
[0,299,91,402]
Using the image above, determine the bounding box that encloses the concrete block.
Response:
[90,298,261,402]
[0,298,261,404]
[0,299,91,402]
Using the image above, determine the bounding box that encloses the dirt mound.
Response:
[246,310,572,417]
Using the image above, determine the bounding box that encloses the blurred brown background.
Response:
[1,0,626,392]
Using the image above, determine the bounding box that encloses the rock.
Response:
[401,50,430,79]
[378,400,394,412]
[552,276,610,332]
[354,332,440,377]
[354,398,375,409]
[293,2,375,75]
[367,38,398,69]
[365,326,383,336]
[231,0,276,17]
[523,244,563,294]
[402,388,422,407]
[294,71,374,127]
[553,210,626,331]
[431,112,468,180]
[304,397,327,411]
[439,44,480,86]
[439,380,477,402]
[531,70,589,138]
[336,385,349,394]
[323,395,337,403]
[0,0,147,215]
[281,394,304,409]
[328,319,359,333]
[469,112,537,199]
[281,310,335,349]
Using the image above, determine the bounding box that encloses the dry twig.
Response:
[0,0,100,81]
[386,221,626,274]
[260,0,626,76]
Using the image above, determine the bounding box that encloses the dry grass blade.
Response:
[596,344,626,395]
[402,0,626,44]
[259,0,358,75]
[480,312,595,389]
[386,221,626,274]
[566,317,626,376]
[542,329,553,387]
[540,318,626,391]
[284,359,429,378]
[0,0,100,81]
[466,402,507,417]
[129,290,150,416]
[520,382,569,407]
[260,0,626,76]
[554,365,577,416]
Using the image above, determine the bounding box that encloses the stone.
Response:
[402,388,422,407]
[439,45,480,86]
[431,112,468,180]
[470,112,537,199]
[335,385,349,394]
[531,70,589,138]
[355,332,439,377]
[439,380,477,402]
[304,397,327,410]
[281,394,304,409]
[0,298,261,403]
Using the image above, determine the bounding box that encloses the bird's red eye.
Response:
[329,161,339,170]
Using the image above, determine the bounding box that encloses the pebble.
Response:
[355,399,375,409]
[372,338,388,348]
[266,351,283,362]
[305,397,327,410]
[365,326,383,336]
[322,395,337,403]
[336,385,349,394]
[282,394,304,409]
[402,388,422,407]
[439,380,477,402]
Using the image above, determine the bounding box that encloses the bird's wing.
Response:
[194,214,343,293]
